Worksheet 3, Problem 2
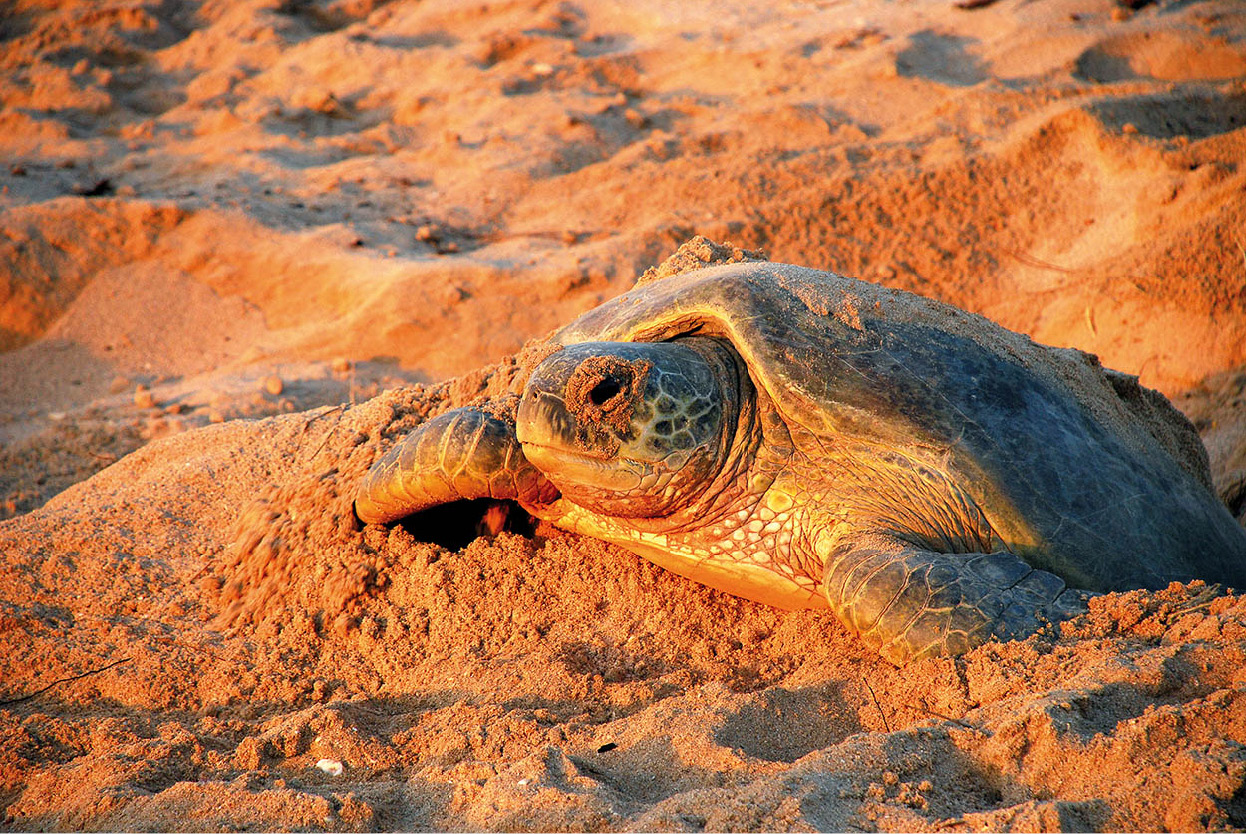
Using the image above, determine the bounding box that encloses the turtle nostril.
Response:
[589,377,623,406]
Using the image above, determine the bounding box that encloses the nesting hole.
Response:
[400,499,535,551]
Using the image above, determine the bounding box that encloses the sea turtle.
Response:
[355,248,1246,663]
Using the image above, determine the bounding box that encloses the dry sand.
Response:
[2,0,1246,830]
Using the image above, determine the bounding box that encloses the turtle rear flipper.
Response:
[822,532,1089,664]
[355,407,558,525]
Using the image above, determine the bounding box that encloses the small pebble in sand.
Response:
[109,376,132,395]
[315,758,344,777]
[145,416,180,438]
[263,375,284,396]
[331,357,352,374]
[133,385,155,409]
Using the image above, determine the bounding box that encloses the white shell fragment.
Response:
[315,758,344,776]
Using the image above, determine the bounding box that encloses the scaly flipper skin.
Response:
[355,408,557,525]
[822,531,1090,663]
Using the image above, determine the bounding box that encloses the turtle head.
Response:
[516,338,738,518]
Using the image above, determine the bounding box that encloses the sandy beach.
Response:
[2,0,1246,829]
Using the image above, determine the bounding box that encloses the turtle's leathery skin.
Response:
[354,255,1246,662]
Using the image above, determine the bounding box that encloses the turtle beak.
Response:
[516,388,591,454]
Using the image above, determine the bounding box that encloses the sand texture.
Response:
[3,0,1246,830]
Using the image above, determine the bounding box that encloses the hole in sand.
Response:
[400,499,535,551]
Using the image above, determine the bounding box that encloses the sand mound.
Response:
[3,370,1246,830]
[4,0,1246,829]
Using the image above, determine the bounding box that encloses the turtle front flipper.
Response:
[821,531,1089,664]
[355,407,559,525]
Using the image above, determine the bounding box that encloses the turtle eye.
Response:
[589,377,623,406]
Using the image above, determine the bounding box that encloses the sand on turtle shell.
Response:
[4,0,1246,830]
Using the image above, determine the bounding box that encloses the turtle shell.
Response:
[552,262,1246,592]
